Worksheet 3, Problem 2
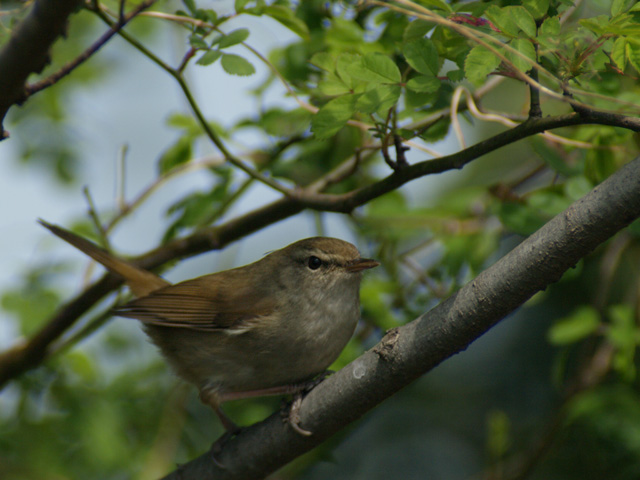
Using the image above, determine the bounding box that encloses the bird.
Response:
[39,220,379,435]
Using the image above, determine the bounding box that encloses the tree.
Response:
[1,0,640,479]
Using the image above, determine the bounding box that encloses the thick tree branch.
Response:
[164,156,640,479]
[0,0,82,138]
[0,112,638,388]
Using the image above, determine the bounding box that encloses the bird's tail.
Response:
[38,220,169,297]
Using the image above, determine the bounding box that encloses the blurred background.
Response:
[1,0,640,479]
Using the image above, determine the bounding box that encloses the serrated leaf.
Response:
[508,6,537,38]
[505,38,536,74]
[539,16,560,37]
[445,69,464,82]
[189,34,209,50]
[522,0,549,19]
[263,5,310,40]
[196,49,222,66]
[626,38,640,73]
[318,74,351,96]
[485,5,519,37]
[406,74,441,93]
[403,19,436,42]
[579,16,609,36]
[218,28,250,48]
[336,53,362,89]
[403,37,439,76]
[611,0,634,15]
[311,95,358,139]
[158,137,192,174]
[356,84,400,114]
[612,37,627,70]
[310,52,335,73]
[220,53,255,76]
[548,306,600,345]
[464,46,500,86]
[347,53,402,84]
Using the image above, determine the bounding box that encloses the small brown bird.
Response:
[40,220,378,435]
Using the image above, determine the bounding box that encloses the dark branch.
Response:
[163,155,640,479]
[0,0,82,138]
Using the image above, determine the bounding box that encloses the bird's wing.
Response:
[113,274,276,333]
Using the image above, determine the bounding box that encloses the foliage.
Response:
[1,0,640,478]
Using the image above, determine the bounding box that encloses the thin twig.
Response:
[26,0,157,96]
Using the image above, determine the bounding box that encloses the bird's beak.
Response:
[346,258,380,273]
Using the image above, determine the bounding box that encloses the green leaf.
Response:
[2,286,60,336]
[406,74,441,93]
[235,0,251,12]
[579,15,610,36]
[218,28,250,48]
[166,113,200,135]
[464,46,500,86]
[336,53,362,89]
[505,38,536,74]
[485,5,519,37]
[258,108,311,136]
[347,53,401,84]
[631,2,640,11]
[311,95,358,139]
[612,37,627,70]
[607,304,638,380]
[188,34,209,50]
[318,74,351,96]
[220,53,256,76]
[528,190,570,216]
[196,49,222,66]
[539,16,560,37]
[164,172,232,241]
[356,84,401,114]
[158,136,192,174]
[263,6,310,40]
[611,0,635,15]
[522,0,549,19]
[403,37,439,76]
[414,0,452,12]
[508,6,537,38]
[310,52,335,73]
[564,176,593,201]
[403,19,436,42]
[486,411,511,460]
[182,0,197,15]
[446,69,465,82]
[627,38,640,73]
[203,9,217,24]
[548,306,600,345]
[497,202,546,235]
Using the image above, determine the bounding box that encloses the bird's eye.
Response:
[307,256,322,270]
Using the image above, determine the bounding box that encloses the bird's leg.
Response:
[199,387,244,466]
[283,370,335,436]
